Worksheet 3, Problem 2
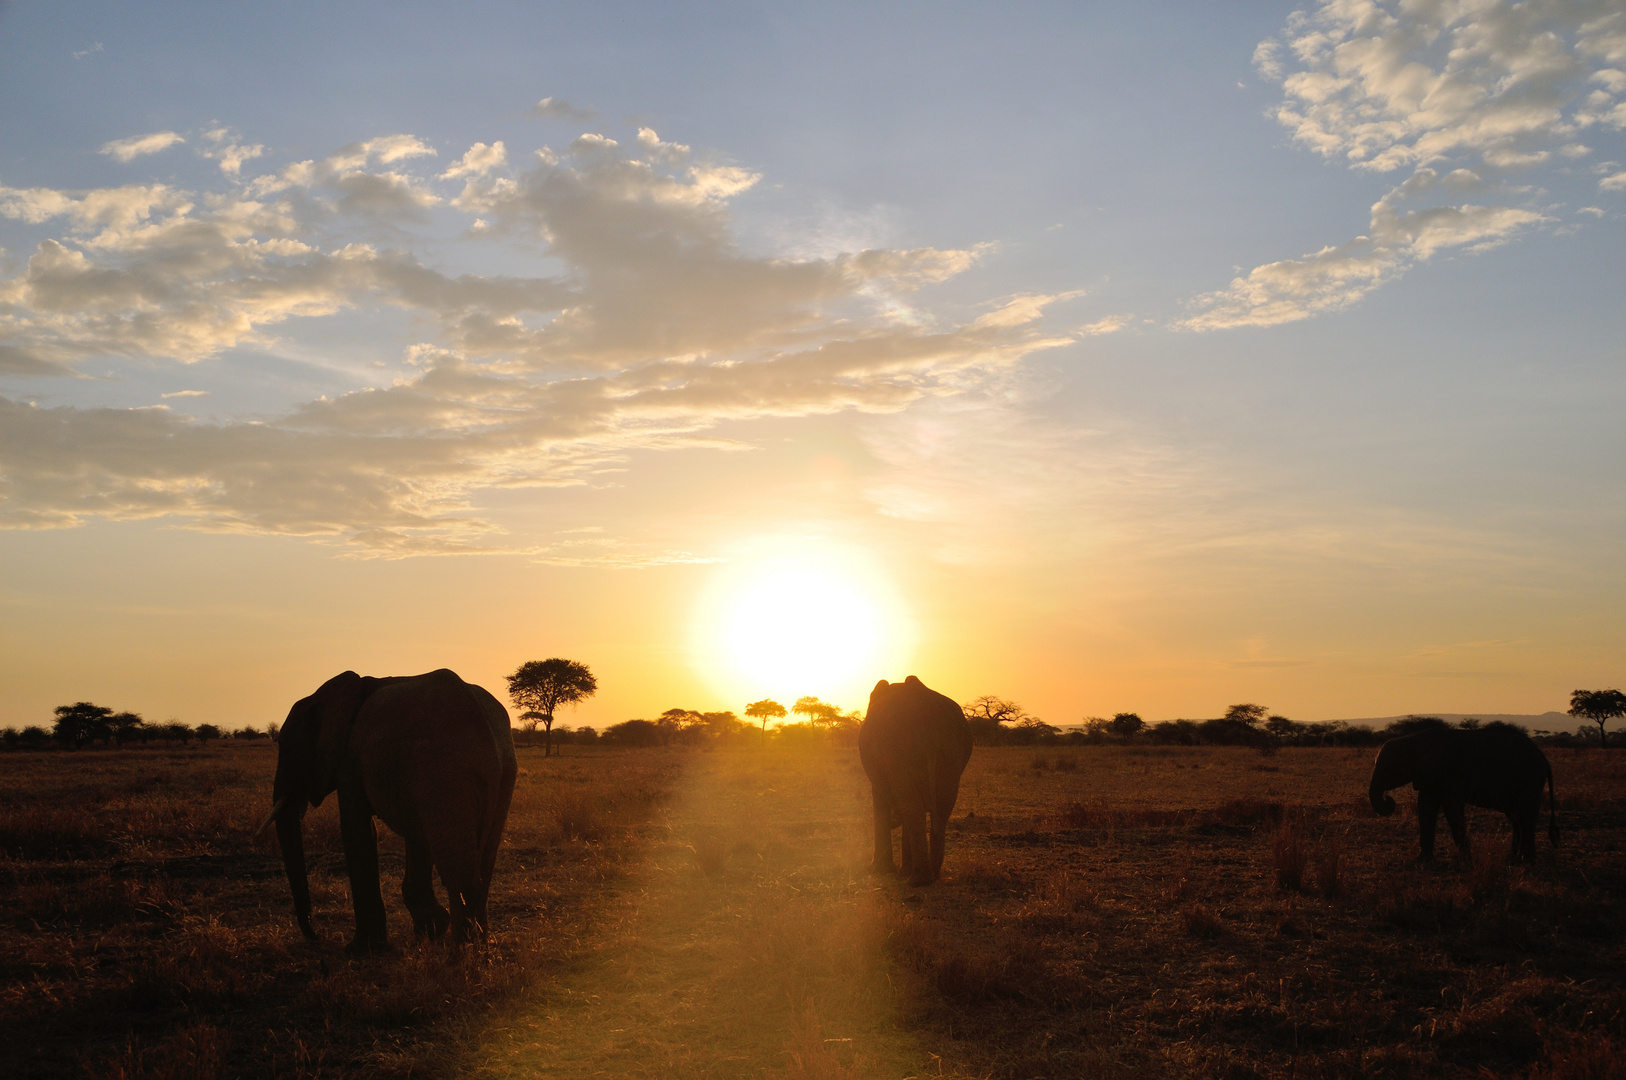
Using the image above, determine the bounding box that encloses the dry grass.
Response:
[5,740,1623,1079]
[0,742,682,1078]
[877,745,1626,1079]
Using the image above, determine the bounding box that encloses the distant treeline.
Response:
[971,712,1596,749]
[520,709,860,750]
[1,702,278,750]
[8,697,1604,753]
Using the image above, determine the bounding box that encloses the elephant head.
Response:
[1369,739,1408,817]
[266,671,371,941]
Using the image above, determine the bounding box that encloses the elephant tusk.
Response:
[255,797,288,840]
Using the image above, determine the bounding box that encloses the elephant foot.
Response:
[869,860,898,877]
[412,908,451,940]
[906,870,935,888]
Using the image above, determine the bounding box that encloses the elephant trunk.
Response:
[1369,773,1397,817]
[275,805,318,942]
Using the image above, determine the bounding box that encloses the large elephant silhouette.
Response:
[1369,722,1557,864]
[859,676,973,886]
[265,669,517,952]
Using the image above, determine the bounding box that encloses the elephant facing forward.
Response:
[1369,722,1557,864]
[265,668,517,952]
[859,676,973,886]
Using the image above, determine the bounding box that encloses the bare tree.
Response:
[507,658,598,757]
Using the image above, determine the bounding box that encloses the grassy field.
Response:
[0,742,683,1078]
[900,745,1626,1079]
[1,741,1622,1078]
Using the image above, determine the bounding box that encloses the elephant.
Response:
[859,676,974,886]
[263,668,517,953]
[1369,722,1557,864]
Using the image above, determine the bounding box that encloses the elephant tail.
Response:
[1546,760,1560,848]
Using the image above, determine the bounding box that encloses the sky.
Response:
[2,0,1623,732]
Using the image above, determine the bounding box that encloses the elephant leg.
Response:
[899,806,931,887]
[402,837,449,940]
[870,785,897,874]
[338,786,390,954]
[928,763,963,881]
[426,822,483,944]
[1416,790,1439,862]
[1442,800,1470,863]
[1509,801,1537,864]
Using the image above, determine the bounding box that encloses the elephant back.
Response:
[861,676,971,767]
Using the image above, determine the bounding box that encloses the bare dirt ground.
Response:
[469,746,924,1079]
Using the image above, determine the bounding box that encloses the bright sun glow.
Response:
[692,544,914,710]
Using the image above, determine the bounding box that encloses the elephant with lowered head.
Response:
[264,669,517,952]
[859,676,973,886]
[1369,721,1557,864]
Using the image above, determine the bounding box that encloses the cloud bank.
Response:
[1187,0,1626,330]
[0,123,1072,555]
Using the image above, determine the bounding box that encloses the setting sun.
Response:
[691,545,914,708]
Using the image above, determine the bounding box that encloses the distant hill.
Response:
[1324,712,1574,731]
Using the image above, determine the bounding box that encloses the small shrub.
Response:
[1161,870,1194,903]
[1029,754,1050,771]
[1312,834,1343,897]
[1272,817,1307,892]
[1053,754,1078,772]
[1182,903,1225,938]
[552,796,598,842]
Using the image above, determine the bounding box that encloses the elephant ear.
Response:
[309,671,369,804]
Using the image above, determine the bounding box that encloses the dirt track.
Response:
[473,748,925,1079]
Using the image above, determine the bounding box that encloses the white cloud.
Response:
[533,96,596,121]
[1187,0,1622,330]
[440,141,507,180]
[1183,170,1546,330]
[0,124,1074,555]
[200,128,265,176]
[99,132,185,163]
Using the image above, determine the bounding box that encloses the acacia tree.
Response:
[1224,703,1269,727]
[1569,688,1626,748]
[1108,712,1144,741]
[53,702,112,749]
[792,696,831,725]
[508,658,598,757]
[745,699,786,743]
[107,711,145,746]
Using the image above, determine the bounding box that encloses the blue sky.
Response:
[2,1,1623,729]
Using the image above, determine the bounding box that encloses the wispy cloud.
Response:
[1187,0,1625,330]
[99,132,185,163]
[0,121,1074,556]
[532,96,596,121]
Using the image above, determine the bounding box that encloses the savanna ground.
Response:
[1,741,1622,1078]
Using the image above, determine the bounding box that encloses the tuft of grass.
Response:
[551,793,599,841]
[1182,902,1225,938]
[1311,833,1343,897]
[1271,816,1308,892]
